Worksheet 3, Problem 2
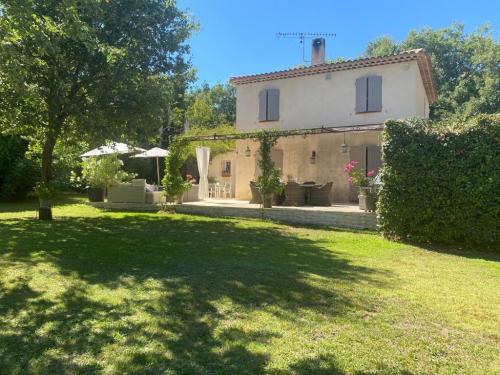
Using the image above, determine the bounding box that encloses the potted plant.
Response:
[256,169,283,208]
[344,160,377,212]
[32,182,56,220]
[81,154,128,202]
[255,132,283,209]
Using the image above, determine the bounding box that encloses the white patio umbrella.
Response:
[196,146,210,200]
[80,142,146,158]
[132,147,169,185]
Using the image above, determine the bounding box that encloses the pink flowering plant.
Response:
[344,160,376,188]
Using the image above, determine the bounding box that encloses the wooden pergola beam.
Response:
[182,123,384,142]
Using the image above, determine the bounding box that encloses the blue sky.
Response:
[177,0,499,86]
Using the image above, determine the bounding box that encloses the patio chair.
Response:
[222,182,232,198]
[309,182,333,206]
[283,182,306,206]
[249,181,261,204]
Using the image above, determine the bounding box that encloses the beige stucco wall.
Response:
[235,60,427,132]
[208,151,236,197]
[233,131,381,202]
[415,67,430,117]
[217,60,430,203]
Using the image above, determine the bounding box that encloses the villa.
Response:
[208,39,436,202]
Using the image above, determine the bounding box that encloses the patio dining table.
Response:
[300,183,322,205]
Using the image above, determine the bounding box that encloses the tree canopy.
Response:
[0,0,195,189]
[184,82,236,128]
[363,24,500,120]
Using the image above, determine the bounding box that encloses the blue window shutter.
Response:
[258,89,267,121]
[267,88,280,121]
[367,145,382,173]
[355,77,368,113]
[367,75,382,112]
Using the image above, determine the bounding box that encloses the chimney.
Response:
[311,38,326,66]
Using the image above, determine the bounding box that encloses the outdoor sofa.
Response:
[108,179,162,204]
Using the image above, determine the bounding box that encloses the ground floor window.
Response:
[221,160,231,177]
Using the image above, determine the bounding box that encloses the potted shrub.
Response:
[255,132,283,209]
[344,160,377,212]
[32,182,56,220]
[162,144,191,204]
[81,154,129,202]
[256,169,282,208]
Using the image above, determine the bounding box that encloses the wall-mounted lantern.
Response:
[341,132,348,153]
[245,144,251,157]
[310,150,317,164]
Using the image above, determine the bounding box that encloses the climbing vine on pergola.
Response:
[162,124,383,201]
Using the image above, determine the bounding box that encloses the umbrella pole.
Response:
[156,157,160,186]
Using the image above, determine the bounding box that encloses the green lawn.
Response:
[0,197,499,374]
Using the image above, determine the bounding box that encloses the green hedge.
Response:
[378,115,500,250]
[0,135,38,200]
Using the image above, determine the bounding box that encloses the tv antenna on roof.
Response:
[276,32,336,62]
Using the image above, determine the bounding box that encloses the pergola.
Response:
[181,123,384,143]
[175,123,384,201]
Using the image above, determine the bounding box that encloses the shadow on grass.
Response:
[0,195,87,213]
[395,238,500,262]
[0,214,389,374]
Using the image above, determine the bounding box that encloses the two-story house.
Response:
[208,40,436,202]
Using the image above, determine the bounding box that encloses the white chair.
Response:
[209,183,216,198]
[222,182,232,198]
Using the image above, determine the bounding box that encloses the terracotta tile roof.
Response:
[230,49,437,104]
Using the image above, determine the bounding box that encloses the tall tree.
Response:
[0,0,194,217]
[363,36,400,58]
[363,24,500,120]
[185,82,236,128]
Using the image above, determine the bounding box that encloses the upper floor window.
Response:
[258,88,280,122]
[355,75,382,113]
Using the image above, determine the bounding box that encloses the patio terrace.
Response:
[89,199,377,230]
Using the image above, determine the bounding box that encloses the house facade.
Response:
[209,42,436,202]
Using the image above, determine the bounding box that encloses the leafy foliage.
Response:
[0,134,38,200]
[0,0,194,194]
[185,83,236,128]
[363,36,400,57]
[31,181,57,201]
[81,154,134,189]
[343,160,375,188]
[363,24,500,120]
[378,114,500,250]
[162,139,191,201]
[255,131,283,204]
[184,124,236,158]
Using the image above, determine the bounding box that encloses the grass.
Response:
[0,196,499,374]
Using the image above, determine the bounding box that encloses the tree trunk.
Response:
[39,134,57,220]
[41,135,56,184]
[39,99,64,220]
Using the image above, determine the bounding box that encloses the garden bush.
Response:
[378,114,499,250]
[0,135,38,200]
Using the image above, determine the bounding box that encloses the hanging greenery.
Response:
[255,130,283,208]
[162,138,192,203]
[184,124,236,158]
[168,128,290,207]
